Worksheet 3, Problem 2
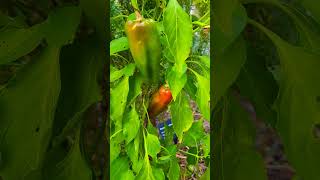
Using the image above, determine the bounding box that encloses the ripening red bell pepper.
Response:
[148,84,173,126]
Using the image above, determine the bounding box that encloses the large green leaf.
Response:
[0,46,60,179]
[213,94,267,180]
[167,63,187,100]
[250,19,320,180]
[110,139,121,164]
[182,120,206,147]
[110,76,129,130]
[170,91,194,140]
[146,133,161,159]
[136,156,155,180]
[123,104,140,144]
[213,0,247,53]
[212,37,246,109]
[241,0,320,50]
[194,72,210,120]
[163,0,193,66]
[110,37,129,55]
[110,63,135,82]
[0,24,43,64]
[152,167,165,180]
[111,157,133,180]
[167,157,180,180]
[126,133,143,174]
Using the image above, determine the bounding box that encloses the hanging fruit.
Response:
[125,12,161,83]
[148,84,173,126]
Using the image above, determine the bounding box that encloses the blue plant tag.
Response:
[157,118,178,144]
[157,122,165,140]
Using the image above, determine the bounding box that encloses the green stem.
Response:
[178,149,207,159]
[187,67,198,76]
[111,54,129,63]
[186,60,206,70]
[110,129,123,139]
[111,15,128,20]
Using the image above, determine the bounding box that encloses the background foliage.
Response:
[213,0,320,179]
[0,0,107,179]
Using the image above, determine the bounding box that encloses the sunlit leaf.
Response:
[111,157,131,180]
[110,76,129,130]
[167,63,187,100]
[123,105,140,144]
[152,167,165,180]
[136,157,155,180]
[110,63,135,82]
[110,37,129,55]
[131,0,139,10]
[183,120,206,147]
[194,72,210,120]
[146,133,161,159]
[167,158,180,180]
[163,0,193,65]
[170,91,194,140]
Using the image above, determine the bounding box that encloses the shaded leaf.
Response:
[213,0,247,53]
[299,0,320,25]
[43,6,81,46]
[42,130,92,180]
[53,36,103,138]
[0,46,60,179]
[0,24,43,64]
[212,37,246,109]
[80,0,106,39]
[236,44,278,126]
[213,94,267,180]
[250,19,320,180]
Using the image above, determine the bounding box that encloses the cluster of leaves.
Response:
[110,0,210,179]
[0,0,106,179]
[213,0,320,179]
